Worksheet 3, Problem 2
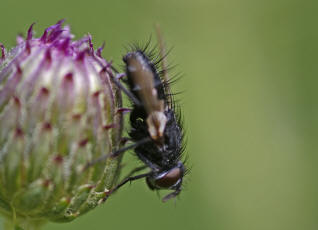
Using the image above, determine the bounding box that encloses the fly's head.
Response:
[146,161,185,202]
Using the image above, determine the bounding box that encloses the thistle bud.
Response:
[0,21,123,229]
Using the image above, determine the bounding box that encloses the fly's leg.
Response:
[103,172,151,202]
[83,137,151,171]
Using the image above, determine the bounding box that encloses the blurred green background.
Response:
[1,0,318,229]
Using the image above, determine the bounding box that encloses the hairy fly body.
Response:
[122,49,186,201]
[85,36,187,202]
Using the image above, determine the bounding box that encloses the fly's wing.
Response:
[155,24,173,110]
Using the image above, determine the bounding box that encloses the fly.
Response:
[85,28,187,202]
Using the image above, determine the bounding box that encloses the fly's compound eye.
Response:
[147,167,183,190]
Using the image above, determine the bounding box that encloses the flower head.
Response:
[0,20,123,228]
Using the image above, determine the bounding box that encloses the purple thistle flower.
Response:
[0,20,123,229]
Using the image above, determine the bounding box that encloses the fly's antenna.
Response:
[155,24,173,108]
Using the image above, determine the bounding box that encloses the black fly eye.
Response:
[154,167,182,189]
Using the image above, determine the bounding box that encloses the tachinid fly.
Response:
[123,48,186,202]
[86,31,187,202]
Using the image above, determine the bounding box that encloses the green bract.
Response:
[0,20,123,229]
